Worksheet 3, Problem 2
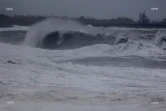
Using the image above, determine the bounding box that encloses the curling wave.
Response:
[24,18,166,50]
[24,18,115,49]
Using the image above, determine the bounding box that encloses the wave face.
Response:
[24,18,166,50]
[24,19,114,49]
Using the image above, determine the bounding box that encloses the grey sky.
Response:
[0,0,166,20]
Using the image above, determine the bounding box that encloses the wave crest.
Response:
[23,18,166,50]
[24,19,113,49]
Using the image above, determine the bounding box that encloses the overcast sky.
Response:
[0,0,166,20]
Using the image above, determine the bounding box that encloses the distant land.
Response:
[1,12,166,28]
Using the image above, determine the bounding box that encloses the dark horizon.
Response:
[0,11,165,22]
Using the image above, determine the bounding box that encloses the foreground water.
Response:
[59,56,166,69]
[0,25,166,111]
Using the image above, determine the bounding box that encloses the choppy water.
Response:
[59,56,166,69]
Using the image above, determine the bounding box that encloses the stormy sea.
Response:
[0,19,166,111]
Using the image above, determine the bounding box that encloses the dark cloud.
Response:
[0,0,165,20]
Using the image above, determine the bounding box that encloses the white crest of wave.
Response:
[154,30,166,45]
[24,18,99,47]
[23,18,166,51]
[114,31,129,45]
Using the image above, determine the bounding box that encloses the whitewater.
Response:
[0,19,166,111]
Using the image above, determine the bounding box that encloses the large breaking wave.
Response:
[24,18,166,50]
[24,19,102,49]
